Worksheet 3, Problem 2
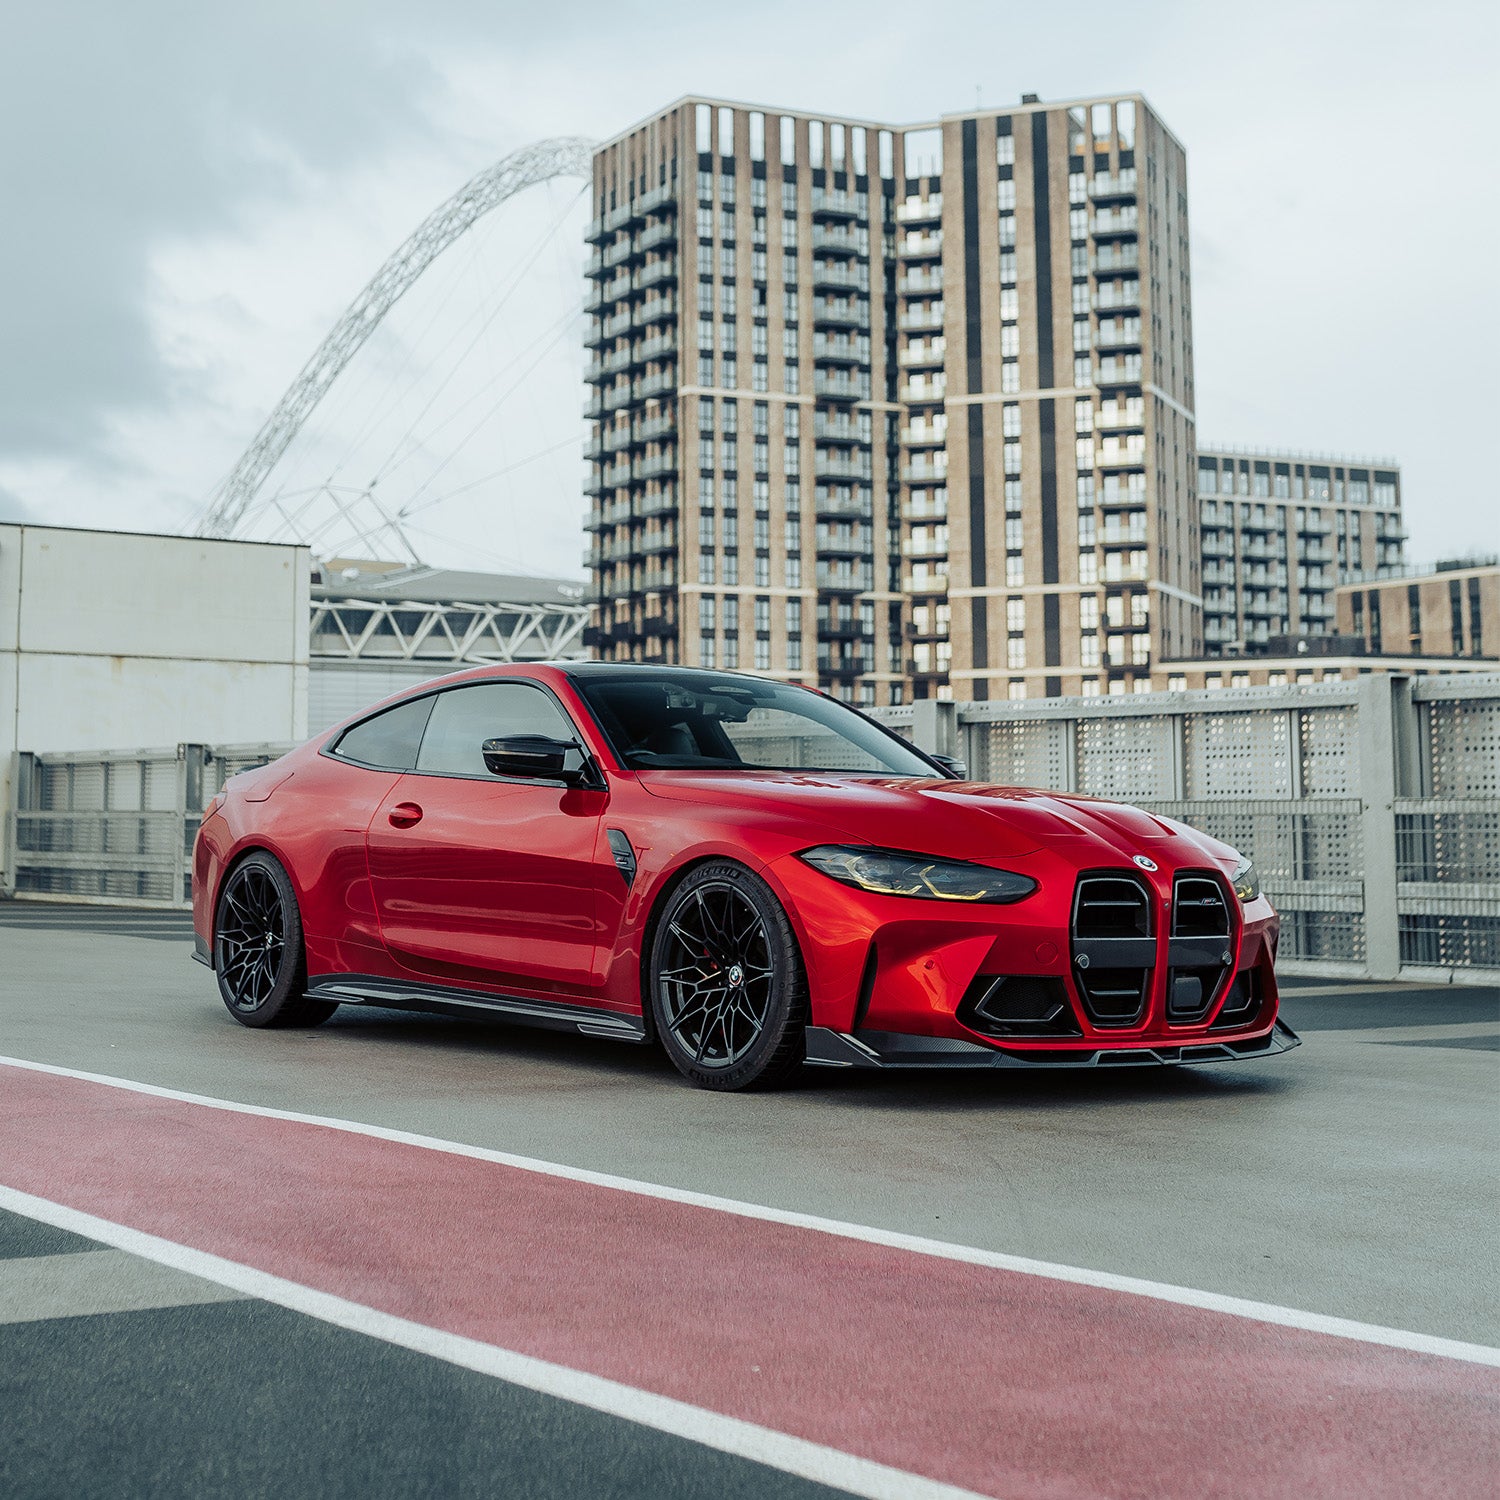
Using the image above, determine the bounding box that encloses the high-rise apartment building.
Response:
[1195,447,1404,653]
[583,92,1197,702]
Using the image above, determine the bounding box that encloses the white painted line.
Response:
[3,1052,1497,1369]
[0,1247,246,1325]
[0,1185,989,1500]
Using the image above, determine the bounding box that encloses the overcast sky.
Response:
[2,0,1495,575]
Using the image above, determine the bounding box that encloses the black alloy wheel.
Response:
[649,862,806,1091]
[214,851,336,1029]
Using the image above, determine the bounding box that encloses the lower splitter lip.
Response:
[805,1018,1301,1069]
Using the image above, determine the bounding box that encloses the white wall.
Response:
[1,525,310,882]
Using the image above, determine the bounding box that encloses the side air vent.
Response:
[1071,874,1155,1027]
[959,976,1081,1038]
[1166,872,1236,1023]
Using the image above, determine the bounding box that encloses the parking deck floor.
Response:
[0,903,1495,1497]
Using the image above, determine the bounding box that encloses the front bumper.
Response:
[806,1018,1302,1069]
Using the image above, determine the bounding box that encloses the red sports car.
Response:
[192,663,1298,1090]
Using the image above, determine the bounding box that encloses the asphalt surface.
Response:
[0,902,1496,1497]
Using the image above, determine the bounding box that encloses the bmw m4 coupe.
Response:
[192,663,1298,1090]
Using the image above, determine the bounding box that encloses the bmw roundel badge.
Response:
[1132,854,1158,871]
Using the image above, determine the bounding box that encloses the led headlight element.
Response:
[1230,856,1261,903]
[799,846,1037,904]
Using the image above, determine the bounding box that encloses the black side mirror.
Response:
[482,735,588,784]
[931,753,968,779]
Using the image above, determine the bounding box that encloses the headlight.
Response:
[1230,856,1260,903]
[798,845,1037,904]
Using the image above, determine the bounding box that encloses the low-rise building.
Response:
[1336,559,1497,661]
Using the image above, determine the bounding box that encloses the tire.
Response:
[648,861,807,1091]
[214,851,337,1029]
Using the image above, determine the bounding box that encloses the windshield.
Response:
[569,669,939,776]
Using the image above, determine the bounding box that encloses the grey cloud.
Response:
[0,2,454,464]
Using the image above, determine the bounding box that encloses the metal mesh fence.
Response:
[5,675,1497,978]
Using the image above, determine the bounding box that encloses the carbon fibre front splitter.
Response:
[804,1019,1301,1070]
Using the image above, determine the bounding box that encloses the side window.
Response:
[415,683,576,778]
[332,695,434,770]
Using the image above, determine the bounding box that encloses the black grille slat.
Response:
[1071,874,1154,1028]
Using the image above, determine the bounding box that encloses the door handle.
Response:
[388,802,423,829]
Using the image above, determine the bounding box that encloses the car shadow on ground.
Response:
[304,1004,1298,1115]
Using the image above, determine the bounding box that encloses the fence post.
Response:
[909,699,959,759]
[1357,674,1402,981]
[2,751,34,897]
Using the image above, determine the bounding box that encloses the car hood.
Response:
[635,770,1229,868]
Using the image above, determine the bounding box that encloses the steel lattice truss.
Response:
[310,595,589,666]
[197,136,595,543]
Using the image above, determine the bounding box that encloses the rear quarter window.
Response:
[331,695,435,771]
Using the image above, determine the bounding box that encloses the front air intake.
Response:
[1070,874,1155,1027]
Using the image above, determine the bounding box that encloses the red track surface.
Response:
[3,1061,1495,1499]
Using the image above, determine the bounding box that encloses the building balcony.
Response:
[636,527,678,556]
[901,459,949,483]
[902,497,948,522]
[584,274,631,313]
[903,537,948,559]
[584,346,633,385]
[584,310,632,350]
[895,195,943,224]
[902,570,949,594]
[811,189,861,220]
[899,380,947,403]
[899,230,944,259]
[632,295,676,330]
[814,451,873,481]
[634,367,679,401]
[1095,322,1142,351]
[812,332,870,366]
[814,490,873,519]
[816,616,869,641]
[811,297,867,328]
[898,305,946,332]
[1091,245,1140,274]
[602,384,635,412]
[633,412,676,445]
[898,341,946,368]
[632,451,677,483]
[811,224,864,257]
[627,331,678,369]
[1089,172,1137,201]
[900,424,947,448]
[816,563,873,591]
[813,371,868,402]
[1094,357,1142,387]
[813,413,865,444]
[810,260,864,293]
[816,651,870,677]
[814,530,873,559]
[1091,207,1139,237]
[1097,521,1149,546]
[635,220,677,257]
[1094,442,1146,468]
[602,236,636,270]
[897,269,944,296]
[637,487,679,519]
[1093,281,1141,313]
[633,258,678,293]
